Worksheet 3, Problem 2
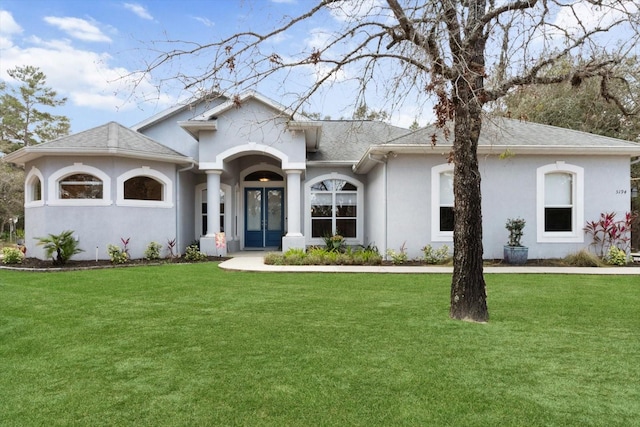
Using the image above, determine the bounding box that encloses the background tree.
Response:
[0,163,24,238]
[0,65,71,154]
[134,0,639,322]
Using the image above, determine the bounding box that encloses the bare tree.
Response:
[133,0,639,322]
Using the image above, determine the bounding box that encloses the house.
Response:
[4,91,640,261]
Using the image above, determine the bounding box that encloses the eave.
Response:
[2,147,194,167]
[178,120,218,141]
[353,144,640,174]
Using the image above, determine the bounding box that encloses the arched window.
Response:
[49,164,112,206]
[116,167,172,208]
[431,163,455,241]
[59,174,103,199]
[305,175,363,242]
[25,167,44,207]
[536,162,584,242]
[124,176,162,201]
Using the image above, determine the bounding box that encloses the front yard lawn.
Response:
[1,265,638,426]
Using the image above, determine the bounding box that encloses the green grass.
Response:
[1,265,638,426]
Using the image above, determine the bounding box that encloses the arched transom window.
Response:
[59,173,103,199]
[124,176,163,201]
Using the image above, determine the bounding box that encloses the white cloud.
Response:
[193,16,214,27]
[44,16,111,42]
[0,10,23,35]
[123,3,154,20]
[0,34,174,114]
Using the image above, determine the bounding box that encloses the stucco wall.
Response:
[137,98,224,159]
[199,99,306,167]
[24,156,180,261]
[380,153,632,260]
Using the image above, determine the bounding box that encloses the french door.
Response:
[245,187,284,248]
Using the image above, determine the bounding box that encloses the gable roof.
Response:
[3,122,193,166]
[353,117,640,173]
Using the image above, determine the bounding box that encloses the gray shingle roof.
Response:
[388,117,640,149]
[3,122,191,165]
[308,120,411,162]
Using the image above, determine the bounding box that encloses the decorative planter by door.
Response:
[504,246,528,265]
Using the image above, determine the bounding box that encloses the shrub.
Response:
[584,212,636,257]
[422,244,451,264]
[144,241,162,260]
[2,247,24,265]
[386,242,408,265]
[264,252,284,265]
[563,250,603,267]
[166,238,177,259]
[505,218,526,247]
[36,230,84,265]
[323,233,345,252]
[283,248,306,265]
[604,246,628,266]
[107,244,129,264]
[184,244,207,262]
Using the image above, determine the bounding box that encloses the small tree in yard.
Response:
[133,1,639,321]
[36,230,84,266]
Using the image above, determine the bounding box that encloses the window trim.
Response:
[25,166,44,207]
[116,167,173,208]
[304,173,363,245]
[48,163,112,206]
[431,163,454,242]
[195,183,231,239]
[536,162,584,243]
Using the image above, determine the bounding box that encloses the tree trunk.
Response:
[449,9,489,321]
[449,101,488,322]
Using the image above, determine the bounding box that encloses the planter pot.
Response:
[504,245,528,265]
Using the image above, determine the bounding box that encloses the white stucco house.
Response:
[4,91,640,261]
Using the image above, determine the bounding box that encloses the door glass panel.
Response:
[247,189,262,231]
[267,190,282,231]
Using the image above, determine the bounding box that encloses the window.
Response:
[201,189,225,235]
[124,176,162,201]
[537,162,584,243]
[60,174,103,199]
[25,167,44,207]
[544,173,572,231]
[116,167,172,208]
[306,175,363,242]
[48,164,112,206]
[431,163,455,241]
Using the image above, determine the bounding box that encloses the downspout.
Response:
[368,153,388,258]
[176,161,196,256]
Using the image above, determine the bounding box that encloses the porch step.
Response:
[631,253,640,262]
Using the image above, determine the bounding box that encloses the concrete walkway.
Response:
[220,253,640,275]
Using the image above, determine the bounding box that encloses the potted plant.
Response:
[504,218,528,265]
[16,229,25,245]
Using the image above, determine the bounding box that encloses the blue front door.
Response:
[245,187,284,248]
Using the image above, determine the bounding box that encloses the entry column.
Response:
[282,169,305,251]
[200,170,225,256]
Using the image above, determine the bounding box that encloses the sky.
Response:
[1,1,638,136]
[0,0,370,134]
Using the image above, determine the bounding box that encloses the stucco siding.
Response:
[24,156,180,261]
[364,162,386,252]
[385,155,439,259]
